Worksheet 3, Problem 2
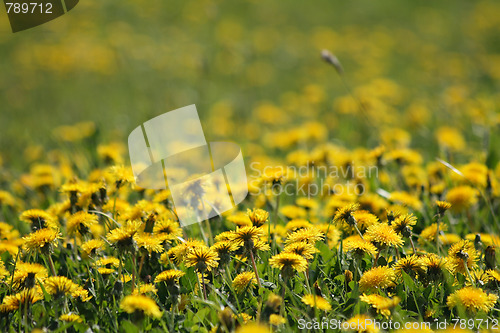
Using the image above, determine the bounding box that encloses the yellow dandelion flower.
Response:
[280,205,307,219]
[22,228,60,254]
[360,294,400,318]
[301,294,331,311]
[109,165,135,189]
[285,228,324,245]
[283,241,318,260]
[352,211,379,232]
[0,222,20,240]
[152,218,182,242]
[394,255,426,278]
[359,266,396,292]
[97,142,125,164]
[343,235,378,257]
[214,231,234,242]
[66,211,98,236]
[228,226,263,249]
[73,287,92,302]
[20,209,58,230]
[458,162,488,188]
[120,295,162,318]
[422,254,452,283]
[132,283,158,295]
[97,267,115,276]
[365,223,404,248]
[264,293,282,314]
[185,246,219,272]
[13,262,48,289]
[0,240,21,256]
[154,269,185,285]
[0,289,42,312]
[233,312,252,325]
[333,203,360,227]
[439,233,462,246]
[0,191,17,208]
[135,233,164,254]
[211,240,238,255]
[436,200,451,216]
[217,307,234,330]
[246,208,269,227]
[95,257,120,268]
[447,287,497,313]
[296,197,319,210]
[465,233,500,247]
[436,126,465,151]
[343,314,380,332]
[236,323,271,333]
[261,166,287,185]
[106,220,142,252]
[447,240,479,275]
[227,212,252,227]
[388,191,422,210]
[43,276,79,298]
[285,219,313,232]
[253,239,271,252]
[0,259,8,280]
[269,252,308,276]
[419,223,448,244]
[232,272,257,293]
[467,269,493,287]
[269,314,286,325]
[391,213,417,237]
[487,269,500,283]
[166,239,206,265]
[81,239,105,257]
[446,186,478,212]
[59,313,83,323]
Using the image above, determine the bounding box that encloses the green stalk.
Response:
[249,249,262,289]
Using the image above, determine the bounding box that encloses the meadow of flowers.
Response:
[1,0,500,332]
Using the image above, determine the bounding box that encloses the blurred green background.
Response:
[1,0,499,166]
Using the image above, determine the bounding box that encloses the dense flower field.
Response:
[1,0,500,332]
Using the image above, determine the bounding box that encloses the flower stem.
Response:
[373,251,380,267]
[435,219,441,256]
[47,255,57,276]
[201,273,207,300]
[409,234,417,254]
[354,224,364,240]
[249,249,262,289]
[131,253,137,293]
[463,259,476,288]
[138,254,145,277]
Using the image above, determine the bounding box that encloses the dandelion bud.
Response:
[99,185,108,204]
[144,213,157,233]
[113,280,123,297]
[345,270,353,284]
[487,171,493,195]
[265,294,282,313]
[474,234,483,251]
[485,246,496,270]
[347,214,357,227]
[457,250,469,261]
[435,200,451,217]
[386,211,396,225]
[321,49,344,74]
[261,293,282,324]
[218,307,234,332]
